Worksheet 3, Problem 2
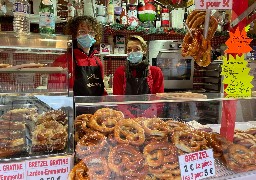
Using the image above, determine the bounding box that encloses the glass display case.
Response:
[0,32,74,162]
[72,93,256,180]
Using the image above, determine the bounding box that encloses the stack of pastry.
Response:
[70,108,214,180]
[182,10,218,67]
[0,108,34,157]
[31,109,68,152]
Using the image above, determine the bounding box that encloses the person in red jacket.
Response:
[48,16,106,96]
[113,35,164,118]
[113,35,164,95]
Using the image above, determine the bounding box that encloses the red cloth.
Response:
[113,65,164,95]
[48,49,107,95]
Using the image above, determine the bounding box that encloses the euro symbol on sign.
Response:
[223,0,229,7]
[190,164,194,171]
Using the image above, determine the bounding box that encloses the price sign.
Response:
[0,161,26,179]
[178,149,215,180]
[195,0,233,9]
[25,156,72,180]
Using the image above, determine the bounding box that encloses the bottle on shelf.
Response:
[13,0,30,36]
[107,0,114,24]
[29,0,34,14]
[67,2,75,21]
[39,0,55,35]
[75,0,84,16]
[120,2,128,25]
[155,4,161,28]
[161,7,170,28]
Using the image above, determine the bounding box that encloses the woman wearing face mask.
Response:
[48,16,106,96]
[113,35,164,95]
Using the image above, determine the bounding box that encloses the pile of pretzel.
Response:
[70,108,215,180]
[70,108,256,179]
[182,10,218,67]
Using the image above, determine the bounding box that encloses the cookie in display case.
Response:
[70,93,256,180]
[0,95,74,160]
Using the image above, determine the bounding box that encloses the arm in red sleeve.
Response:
[113,66,125,95]
[95,56,108,95]
[151,66,164,94]
[48,54,71,89]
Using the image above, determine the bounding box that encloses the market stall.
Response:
[0,0,256,180]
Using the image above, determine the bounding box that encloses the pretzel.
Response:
[186,11,206,28]
[182,10,218,67]
[68,161,89,180]
[74,114,92,142]
[233,133,256,148]
[172,131,207,153]
[201,132,231,157]
[141,118,168,139]
[114,119,145,146]
[76,130,107,159]
[245,128,256,136]
[165,120,190,134]
[82,155,110,180]
[88,108,124,133]
[108,144,148,178]
[143,141,178,168]
[149,162,181,179]
[224,144,256,172]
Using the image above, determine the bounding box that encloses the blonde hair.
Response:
[127,35,147,53]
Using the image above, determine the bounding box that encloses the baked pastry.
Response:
[32,120,68,152]
[36,109,67,125]
[0,130,25,139]
[0,138,25,158]
[0,121,25,130]
[1,108,38,121]
[0,64,12,68]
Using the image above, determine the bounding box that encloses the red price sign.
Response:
[178,149,215,180]
[195,0,233,9]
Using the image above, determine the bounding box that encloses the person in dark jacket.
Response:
[113,35,164,95]
[48,16,107,96]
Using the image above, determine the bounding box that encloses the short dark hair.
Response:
[64,16,102,44]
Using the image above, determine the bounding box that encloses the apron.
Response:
[73,55,104,96]
[125,76,150,95]
[125,73,152,117]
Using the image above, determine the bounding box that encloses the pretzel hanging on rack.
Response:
[182,10,218,67]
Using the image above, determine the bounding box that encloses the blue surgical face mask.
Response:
[77,34,96,48]
[127,51,143,64]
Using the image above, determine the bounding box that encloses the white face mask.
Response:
[127,51,143,64]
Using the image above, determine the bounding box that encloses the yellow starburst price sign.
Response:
[221,55,254,98]
[221,27,254,98]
